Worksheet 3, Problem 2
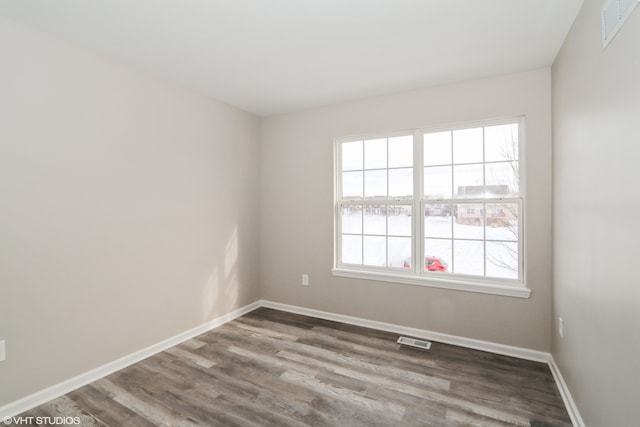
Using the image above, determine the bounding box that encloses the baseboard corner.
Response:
[547,354,585,427]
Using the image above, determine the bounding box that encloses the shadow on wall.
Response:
[201,225,239,321]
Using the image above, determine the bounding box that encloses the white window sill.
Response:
[332,268,531,299]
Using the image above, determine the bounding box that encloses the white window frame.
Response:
[333,117,530,298]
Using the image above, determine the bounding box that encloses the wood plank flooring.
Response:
[18,308,572,426]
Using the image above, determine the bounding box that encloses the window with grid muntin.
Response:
[335,118,524,290]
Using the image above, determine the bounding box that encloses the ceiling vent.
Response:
[602,0,640,47]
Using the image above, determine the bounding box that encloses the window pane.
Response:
[485,202,518,241]
[486,241,518,279]
[453,240,484,276]
[424,131,452,166]
[388,135,413,168]
[363,205,386,235]
[424,238,452,272]
[425,206,452,238]
[342,171,363,199]
[424,166,452,199]
[341,205,362,234]
[485,123,518,162]
[337,120,522,283]
[341,235,362,264]
[388,205,412,236]
[364,138,387,169]
[388,237,411,268]
[453,203,484,239]
[486,161,519,194]
[364,170,387,198]
[453,164,483,198]
[342,140,363,171]
[389,168,413,197]
[453,127,483,164]
[363,236,386,266]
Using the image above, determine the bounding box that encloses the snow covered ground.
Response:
[341,210,518,280]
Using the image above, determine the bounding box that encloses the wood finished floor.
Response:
[20,308,572,426]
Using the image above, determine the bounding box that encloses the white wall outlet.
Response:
[302,274,309,286]
[0,340,5,362]
[558,317,564,338]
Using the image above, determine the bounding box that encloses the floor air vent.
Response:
[397,336,431,350]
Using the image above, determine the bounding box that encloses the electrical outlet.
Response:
[558,317,564,338]
[0,340,5,362]
[302,274,309,286]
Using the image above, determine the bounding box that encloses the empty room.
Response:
[1,0,638,426]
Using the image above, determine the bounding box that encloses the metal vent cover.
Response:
[602,0,640,47]
[397,336,432,350]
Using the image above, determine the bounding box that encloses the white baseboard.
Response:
[261,300,585,426]
[260,300,549,363]
[0,300,261,420]
[1,298,584,427]
[548,355,586,427]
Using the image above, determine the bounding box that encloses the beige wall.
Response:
[552,1,640,424]
[0,17,261,405]
[261,69,553,351]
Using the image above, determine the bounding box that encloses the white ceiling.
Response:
[0,0,583,117]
